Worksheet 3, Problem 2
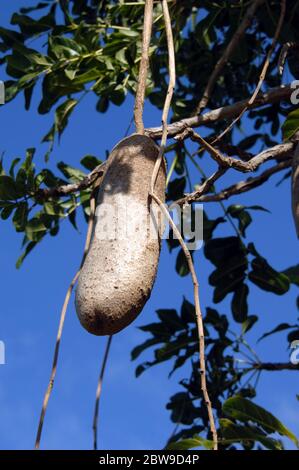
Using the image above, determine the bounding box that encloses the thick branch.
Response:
[146,84,294,139]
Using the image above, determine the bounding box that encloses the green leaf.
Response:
[249,257,290,295]
[227,205,252,237]
[80,155,102,171]
[24,83,35,110]
[57,162,86,182]
[20,3,50,14]
[135,362,153,377]
[247,205,271,213]
[110,85,125,106]
[131,338,161,361]
[204,236,244,267]
[96,95,109,113]
[0,175,20,200]
[282,108,299,140]
[154,335,190,363]
[208,254,247,303]
[9,158,21,178]
[242,315,258,334]
[209,256,247,286]
[16,241,37,269]
[283,264,299,286]
[238,134,262,150]
[13,201,28,232]
[223,397,299,447]
[166,177,186,201]
[180,298,196,324]
[11,10,55,36]
[139,322,172,338]
[175,249,190,277]
[220,418,283,450]
[276,170,292,187]
[3,80,20,102]
[25,218,47,241]
[156,309,184,332]
[48,35,82,60]
[167,436,213,450]
[1,203,16,220]
[55,98,77,138]
[258,323,296,342]
[232,283,249,323]
[166,392,199,425]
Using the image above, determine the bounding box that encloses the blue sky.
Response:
[0,1,298,450]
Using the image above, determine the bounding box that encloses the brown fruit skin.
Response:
[75,134,166,335]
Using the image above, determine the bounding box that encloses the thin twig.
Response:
[150,192,218,449]
[278,41,299,76]
[212,0,286,144]
[35,194,96,449]
[134,0,154,134]
[151,0,176,193]
[93,335,113,450]
[176,167,227,206]
[149,1,217,449]
[195,0,264,114]
[175,160,292,206]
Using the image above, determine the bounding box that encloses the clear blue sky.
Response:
[0,1,298,450]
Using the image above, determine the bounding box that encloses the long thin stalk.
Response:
[35,195,96,449]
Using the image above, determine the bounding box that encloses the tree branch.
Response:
[34,142,293,206]
[195,0,264,114]
[146,84,294,139]
[189,130,294,172]
[37,162,106,200]
[134,0,154,134]
[175,160,292,206]
[213,0,286,143]
[151,0,176,192]
[251,362,299,371]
